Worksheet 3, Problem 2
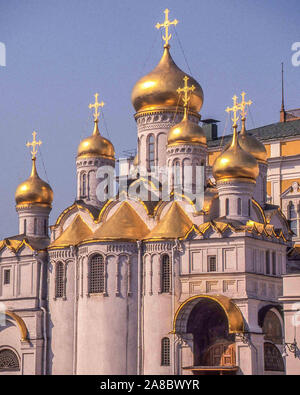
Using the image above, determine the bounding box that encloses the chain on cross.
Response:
[26,131,42,160]
[155,9,178,48]
[177,76,195,116]
[89,93,105,121]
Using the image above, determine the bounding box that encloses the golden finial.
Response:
[226,95,241,128]
[177,76,195,118]
[89,93,104,121]
[155,8,178,48]
[26,131,42,160]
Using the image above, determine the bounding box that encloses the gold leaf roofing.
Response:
[89,201,150,241]
[49,215,93,249]
[145,202,193,241]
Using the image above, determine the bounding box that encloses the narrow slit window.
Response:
[161,337,170,366]
[161,255,171,293]
[55,262,64,298]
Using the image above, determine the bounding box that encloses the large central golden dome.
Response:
[168,115,206,146]
[131,46,203,113]
[213,126,259,183]
[15,158,53,207]
[77,120,115,160]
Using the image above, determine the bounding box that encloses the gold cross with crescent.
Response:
[177,76,195,117]
[155,9,178,48]
[89,93,104,121]
[226,95,241,127]
[239,91,252,119]
[26,131,42,160]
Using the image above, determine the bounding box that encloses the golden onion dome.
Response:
[213,125,259,183]
[131,46,203,113]
[15,158,53,207]
[168,114,206,146]
[238,120,267,162]
[77,120,115,160]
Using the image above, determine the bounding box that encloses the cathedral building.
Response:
[0,10,299,375]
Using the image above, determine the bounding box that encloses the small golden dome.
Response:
[238,120,267,162]
[131,46,203,113]
[77,120,115,160]
[168,115,206,146]
[213,126,259,183]
[15,158,53,207]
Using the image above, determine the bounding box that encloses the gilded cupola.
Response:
[237,93,267,163]
[167,76,206,146]
[15,132,53,208]
[77,93,115,160]
[131,9,203,114]
[77,119,115,160]
[213,96,259,183]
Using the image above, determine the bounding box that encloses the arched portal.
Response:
[173,295,244,375]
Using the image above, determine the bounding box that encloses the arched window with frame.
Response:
[161,337,170,366]
[24,219,27,235]
[173,160,181,190]
[82,173,87,197]
[55,261,65,298]
[225,198,229,216]
[0,349,20,372]
[44,219,48,236]
[34,218,37,235]
[264,343,284,372]
[237,198,241,215]
[288,201,298,236]
[161,254,171,293]
[89,254,105,294]
[148,135,155,169]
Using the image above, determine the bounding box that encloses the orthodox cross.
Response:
[89,93,104,121]
[226,95,241,127]
[26,131,42,160]
[177,76,195,117]
[155,9,178,48]
[239,91,252,119]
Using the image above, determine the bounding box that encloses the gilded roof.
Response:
[167,116,207,146]
[145,202,193,241]
[89,201,150,241]
[49,215,93,249]
[131,47,203,113]
[212,125,259,183]
[77,120,115,160]
[15,158,53,208]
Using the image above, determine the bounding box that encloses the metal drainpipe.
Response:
[137,240,142,375]
[34,251,48,375]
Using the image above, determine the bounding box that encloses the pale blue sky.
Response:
[0,0,299,238]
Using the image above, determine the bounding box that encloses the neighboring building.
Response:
[0,11,299,376]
